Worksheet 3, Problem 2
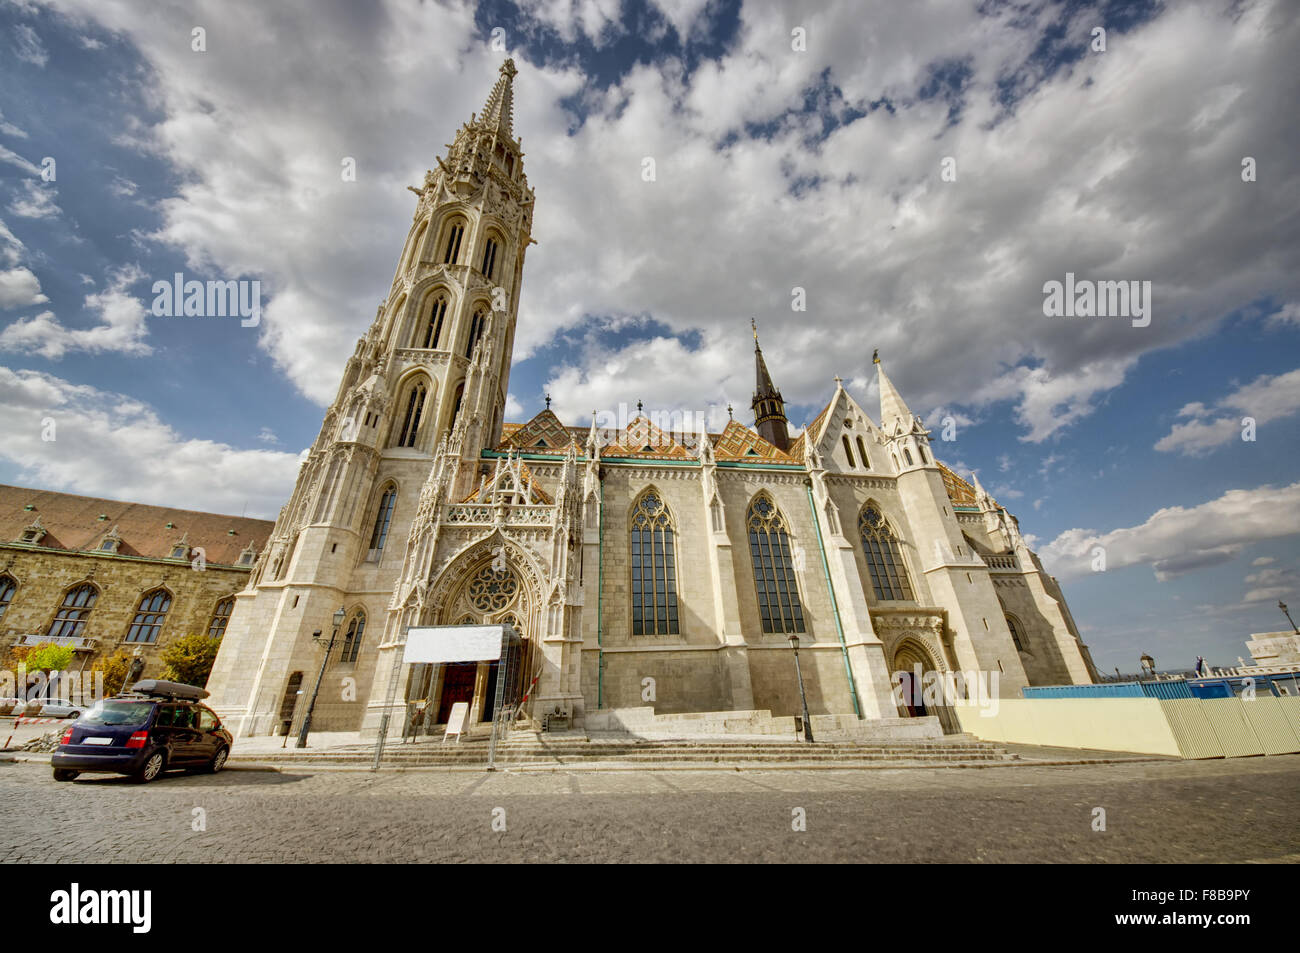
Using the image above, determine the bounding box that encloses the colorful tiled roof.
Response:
[787,398,833,462]
[711,420,795,462]
[938,463,978,506]
[1,484,274,566]
[498,410,578,452]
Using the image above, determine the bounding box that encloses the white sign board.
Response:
[404,625,504,664]
[444,702,470,741]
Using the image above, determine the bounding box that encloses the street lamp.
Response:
[296,606,347,749]
[1280,601,1299,635]
[788,632,814,743]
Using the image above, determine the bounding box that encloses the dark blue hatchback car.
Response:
[51,679,233,783]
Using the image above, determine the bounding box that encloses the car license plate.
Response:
[83,737,113,745]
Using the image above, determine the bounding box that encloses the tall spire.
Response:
[480,58,518,141]
[876,357,914,429]
[750,320,790,451]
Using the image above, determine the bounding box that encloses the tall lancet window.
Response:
[395,380,427,448]
[415,295,448,349]
[481,238,499,280]
[747,496,805,634]
[339,611,366,664]
[630,492,679,635]
[464,308,487,359]
[368,485,397,558]
[859,505,915,601]
[442,221,465,265]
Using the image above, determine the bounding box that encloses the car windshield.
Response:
[78,700,155,726]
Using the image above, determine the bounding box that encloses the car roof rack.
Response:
[128,679,210,701]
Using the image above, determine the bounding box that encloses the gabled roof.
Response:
[600,415,694,459]
[938,463,978,506]
[787,397,834,462]
[498,409,579,452]
[712,420,795,462]
[0,484,273,566]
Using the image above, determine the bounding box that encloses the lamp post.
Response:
[788,632,814,743]
[1280,601,1299,635]
[297,606,346,749]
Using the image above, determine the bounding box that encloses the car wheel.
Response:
[52,768,79,782]
[68,711,80,719]
[133,750,165,784]
[205,746,229,774]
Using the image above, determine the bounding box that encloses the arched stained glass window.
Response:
[747,496,805,634]
[416,295,448,349]
[340,611,366,663]
[0,575,15,621]
[126,588,172,643]
[442,221,465,264]
[631,492,679,635]
[208,597,234,639]
[859,505,915,601]
[395,380,427,448]
[465,308,487,359]
[1006,613,1028,652]
[369,486,397,557]
[47,584,97,639]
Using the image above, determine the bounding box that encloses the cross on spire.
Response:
[545,393,551,410]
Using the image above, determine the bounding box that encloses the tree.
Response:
[159,633,222,687]
[91,650,138,696]
[21,643,76,676]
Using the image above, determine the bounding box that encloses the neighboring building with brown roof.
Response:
[0,484,274,685]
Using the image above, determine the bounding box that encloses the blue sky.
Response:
[0,0,1297,673]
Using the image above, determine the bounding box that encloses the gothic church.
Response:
[205,61,1097,738]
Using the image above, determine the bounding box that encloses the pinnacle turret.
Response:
[750,320,790,451]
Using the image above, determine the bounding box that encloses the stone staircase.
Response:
[232,733,1020,769]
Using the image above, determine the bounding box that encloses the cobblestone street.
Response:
[2,755,1298,863]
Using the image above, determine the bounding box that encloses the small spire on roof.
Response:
[545,393,551,410]
[636,399,643,415]
[727,403,734,420]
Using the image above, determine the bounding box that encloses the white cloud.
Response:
[1242,565,1296,603]
[0,110,29,139]
[1252,556,1275,566]
[0,267,48,309]
[1155,367,1300,455]
[26,0,1300,444]
[0,266,151,358]
[1040,482,1300,582]
[0,366,301,518]
[0,145,41,176]
[504,393,524,419]
[13,23,48,67]
[7,179,60,219]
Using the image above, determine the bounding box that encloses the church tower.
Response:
[204,60,536,736]
[751,321,791,451]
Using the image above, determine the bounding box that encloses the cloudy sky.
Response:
[1,0,1297,672]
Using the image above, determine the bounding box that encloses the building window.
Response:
[126,589,172,643]
[340,611,366,663]
[209,598,235,639]
[465,308,486,359]
[415,295,448,349]
[903,447,914,466]
[747,496,805,635]
[859,505,915,601]
[918,444,928,464]
[1006,613,1028,652]
[442,221,465,264]
[368,487,397,558]
[842,435,855,468]
[856,436,869,469]
[481,238,499,280]
[0,575,15,621]
[630,492,679,635]
[47,584,98,639]
[395,380,427,448]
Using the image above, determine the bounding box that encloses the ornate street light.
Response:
[296,606,347,749]
[788,632,814,743]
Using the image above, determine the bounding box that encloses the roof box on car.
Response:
[129,679,210,701]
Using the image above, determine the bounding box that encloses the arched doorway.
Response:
[892,641,936,717]
[406,548,537,733]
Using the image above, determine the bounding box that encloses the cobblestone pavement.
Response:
[2,756,1297,863]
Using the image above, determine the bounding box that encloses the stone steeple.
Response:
[479,58,518,141]
[876,356,914,431]
[750,320,790,451]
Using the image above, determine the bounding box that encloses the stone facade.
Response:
[204,60,1099,740]
[0,484,272,684]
